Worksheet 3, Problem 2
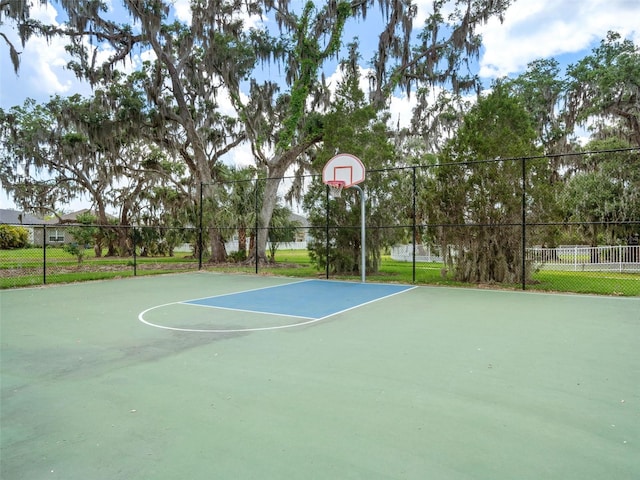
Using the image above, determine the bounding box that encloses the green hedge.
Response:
[0,225,29,249]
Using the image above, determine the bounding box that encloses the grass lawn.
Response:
[532,270,640,296]
[0,247,198,288]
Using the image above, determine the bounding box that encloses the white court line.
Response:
[183,300,317,320]
[318,285,419,319]
[181,278,313,304]
[138,301,331,333]
[137,283,418,333]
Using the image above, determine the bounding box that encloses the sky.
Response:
[1,0,639,212]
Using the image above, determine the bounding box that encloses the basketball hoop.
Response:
[322,153,367,282]
[327,180,345,199]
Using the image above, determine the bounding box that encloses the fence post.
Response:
[521,157,526,291]
[133,227,137,276]
[255,178,259,274]
[412,166,417,284]
[43,224,47,285]
[199,182,203,270]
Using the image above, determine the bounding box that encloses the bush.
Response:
[63,242,88,264]
[0,225,29,249]
[227,250,247,262]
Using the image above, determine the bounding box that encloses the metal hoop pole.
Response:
[325,184,330,280]
[352,184,366,283]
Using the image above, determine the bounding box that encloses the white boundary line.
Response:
[181,278,312,304]
[183,301,317,320]
[137,283,418,333]
[139,301,330,333]
[319,285,418,318]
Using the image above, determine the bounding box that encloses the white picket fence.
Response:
[527,245,640,272]
[391,244,640,273]
[390,244,445,263]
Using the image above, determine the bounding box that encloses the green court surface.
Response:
[1,272,639,479]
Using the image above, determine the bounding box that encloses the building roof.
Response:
[0,209,46,225]
[58,209,94,223]
[57,209,117,224]
[289,212,309,228]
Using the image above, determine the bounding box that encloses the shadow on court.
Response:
[1,272,639,479]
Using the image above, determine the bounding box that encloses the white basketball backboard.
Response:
[322,153,365,188]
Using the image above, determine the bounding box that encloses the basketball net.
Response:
[327,180,345,199]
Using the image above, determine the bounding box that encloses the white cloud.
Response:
[323,64,373,98]
[478,0,640,78]
[171,0,264,30]
[24,37,75,95]
[239,9,267,31]
[322,62,421,130]
[172,0,192,23]
[413,1,433,23]
[0,1,81,98]
[28,0,59,22]
[224,142,255,168]
[388,91,418,130]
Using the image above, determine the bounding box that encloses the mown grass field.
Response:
[1,247,638,296]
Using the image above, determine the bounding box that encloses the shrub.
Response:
[63,242,86,264]
[0,225,29,249]
[227,250,247,263]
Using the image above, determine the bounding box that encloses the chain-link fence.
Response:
[0,225,200,288]
[196,149,639,296]
[2,221,638,295]
[2,150,639,295]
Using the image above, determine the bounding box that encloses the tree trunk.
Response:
[248,232,255,255]
[238,226,247,254]
[250,163,288,263]
[118,206,132,256]
[251,137,321,264]
[105,234,118,257]
[144,19,227,262]
[94,197,109,258]
[207,227,227,263]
